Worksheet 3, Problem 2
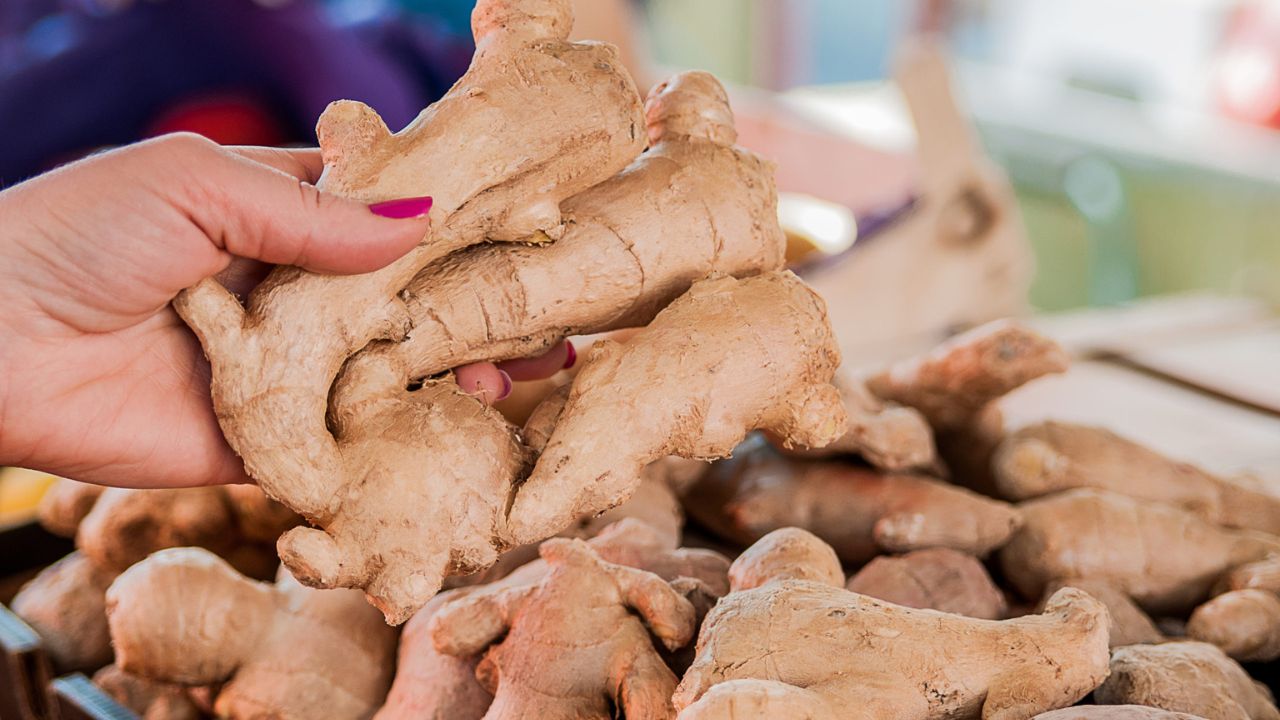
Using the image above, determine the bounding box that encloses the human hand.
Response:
[0,134,569,489]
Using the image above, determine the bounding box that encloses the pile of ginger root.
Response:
[11,2,1280,719]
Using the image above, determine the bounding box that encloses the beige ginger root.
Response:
[36,478,103,537]
[994,421,1280,534]
[336,70,786,401]
[846,547,1007,620]
[93,664,203,720]
[1032,709,1208,720]
[999,489,1280,614]
[674,528,1111,720]
[77,486,239,573]
[1039,578,1162,648]
[1216,556,1280,594]
[10,551,114,672]
[684,437,1021,564]
[106,547,397,720]
[783,375,937,471]
[1188,589,1280,662]
[173,0,643,586]
[428,537,697,720]
[506,271,847,544]
[1094,642,1279,720]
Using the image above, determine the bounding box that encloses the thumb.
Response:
[159,134,431,275]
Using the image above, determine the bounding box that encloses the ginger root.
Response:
[36,478,103,537]
[1216,556,1280,594]
[994,421,1280,534]
[1188,589,1280,662]
[846,547,1007,620]
[999,489,1280,614]
[428,537,697,720]
[684,437,1021,564]
[506,271,846,544]
[10,551,114,672]
[1039,578,1162,648]
[106,547,397,720]
[784,375,937,471]
[1094,642,1280,720]
[674,528,1111,720]
[93,664,203,720]
[1032,709,1208,720]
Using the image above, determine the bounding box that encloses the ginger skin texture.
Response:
[674,528,1111,720]
[999,489,1280,614]
[1032,709,1207,720]
[684,437,1021,564]
[94,664,203,720]
[11,551,115,672]
[335,70,786,403]
[1095,642,1280,720]
[846,547,1007,620]
[506,271,847,544]
[1038,578,1162,648]
[994,421,1280,534]
[1187,589,1280,662]
[106,548,397,720]
[428,537,697,720]
[785,376,937,471]
[173,0,643,594]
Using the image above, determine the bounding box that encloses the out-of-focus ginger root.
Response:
[106,548,397,720]
[428,537,697,720]
[846,547,1007,620]
[10,552,114,672]
[684,437,1021,564]
[76,487,238,573]
[1039,578,1162,648]
[93,664,203,720]
[506,271,846,544]
[673,528,1111,720]
[1188,589,1280,662]
[1216,556,1280,594]
[1095,642,1279,720]
[1032,708,1208,720]
[781,376,937,471]
[994,422,1280,535]
[999,489,1280,615]
[336,70,785,401]
[173,0,643,573]
[36,478,103,537]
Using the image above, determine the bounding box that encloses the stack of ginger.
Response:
[11,1,1280,718]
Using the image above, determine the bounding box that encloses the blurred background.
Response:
[2,0,1278,315]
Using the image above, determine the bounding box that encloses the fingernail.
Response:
[562,340,577,369]
[496,370,513,402]
[368,196,433,219]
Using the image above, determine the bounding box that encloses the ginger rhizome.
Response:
[427,537,697,720]
[93,664,203,720]
[10,551,115,672]
[1038,578,1162,648]
[335,70,786,402]
[1033,709,1209,720]
[684,437,1021,565]
[106,548,397,720]
[506,270,846,544]
[37,478,104,537]
[846,547,1007,620]
[1094,642,1280,720]
[994,421,1280,534]
[1216,556,1280,594]
[674,528,1110,720]
[999,489,1280,614]
[1188,589,1280,662]
[786,375,937,471]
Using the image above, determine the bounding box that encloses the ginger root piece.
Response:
[1040,578,1163,648]
[77,487,237,573]
[1032,709,1208,720]
[726,526,844,591]
[684,437,1021,564]
[174,0,643,556]
[1188,589,1280,662]
[1095,642,1280,720]
[866,319,1070,432]
[781,376,937,471]
[10,552,114,672]
[36,478,103,537]
[336,70,786,399]
[429,537,697,720]
[375,594,491,720]
[994,422,1280,534]
[1216,556,1280,594]
[674,528,1111,720]
[846,547,1007,620]
[506,271,847,544]
[999,489,1280,614]
[94,664,202,720]
[106,548,397,720]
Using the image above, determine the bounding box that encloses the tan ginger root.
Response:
[336,70,786,402]
[1188,589,1280,662]
[173,0,643,604]
[94,664,203,720]
[994,422,1280,534]
[783,375,938,471]
[10,551,114,672]
[999,489,1280,615]
[428,537,697,720]
[1095,642,1279,720]
[673,528,1111,720]
[846,547,1007,620]
[1032,709,1208,720]
[1216,556,1280,594]
[506,271,847,544]
[106,548,397,720]
[684,437,1021,564]
[1039,578,1162,648]
[36,478,103,537]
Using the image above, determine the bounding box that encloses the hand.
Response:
[0,133,569,489]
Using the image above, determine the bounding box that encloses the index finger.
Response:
[229,146,325,184]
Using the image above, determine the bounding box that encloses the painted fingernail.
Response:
[368,196,433,219]
[496,370,513,402]
[562,340,577,369]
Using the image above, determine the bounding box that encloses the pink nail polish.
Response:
[496,370,513,402]
[562,341,577,369]
[368,196,433,219]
